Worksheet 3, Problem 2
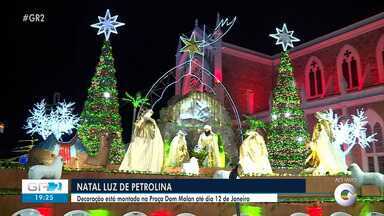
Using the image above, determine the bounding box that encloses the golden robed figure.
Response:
[119,109,164,173]
[196,125,222,168]
[239,130,273,175]
[305,112,347,175]
[166,130,190,167]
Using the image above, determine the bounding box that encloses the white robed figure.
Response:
[239,130,273,175]
[119,109,164,173]
[166,130,190,167]
[196,125,222,168]
[305,112,348,175]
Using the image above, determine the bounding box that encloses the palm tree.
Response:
[123,92,150,139]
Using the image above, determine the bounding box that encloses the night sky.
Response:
[4,1,383,157]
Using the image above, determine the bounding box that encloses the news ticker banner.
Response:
[22,179,306,203]
[70,179,305,203]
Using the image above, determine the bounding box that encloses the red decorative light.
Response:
[149,209,173,216]
[59,143,71,164]
[36,207,53,216]
[214,68,222,83]
[306,206,322,216]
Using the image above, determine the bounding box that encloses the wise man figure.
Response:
[196,125,221,168]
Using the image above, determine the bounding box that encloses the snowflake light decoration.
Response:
[90,9,125,41]
[25,100,80,141]
[269,23,300,51]
[316,109,377,155]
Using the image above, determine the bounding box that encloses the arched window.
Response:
[305,57,324,98]
[366,124,374,153]
[374,123,383,153]
[337,45,362,91]
[376,34,384,82]
[362,109,384,173]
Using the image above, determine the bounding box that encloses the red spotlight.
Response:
[306,206,322,216]
[36,207,53,216]
[149,209,173,216]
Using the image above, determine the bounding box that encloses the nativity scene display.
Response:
[14,11,379,181]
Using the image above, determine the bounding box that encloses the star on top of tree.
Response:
[269,23,300,51]
[179,32,203,59]
[91,9,125,41]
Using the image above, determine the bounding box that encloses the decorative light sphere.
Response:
[297,136,304,143]
[103,92,111,99]
[284,112,291,118]
[19,154,29,165]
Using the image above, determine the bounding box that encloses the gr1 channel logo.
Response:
[334,183,357,207]
[22,179,68,203]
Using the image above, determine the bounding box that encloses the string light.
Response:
[103,92,111,99]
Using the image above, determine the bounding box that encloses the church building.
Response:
[174,12,384,173]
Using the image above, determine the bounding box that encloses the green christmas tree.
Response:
[267,51,309,169]
[78,41,125,164]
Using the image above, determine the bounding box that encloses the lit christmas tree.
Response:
[267,51,309,169]
[78,41,125,164]
[79,10,126,164]
[268,24,309,169]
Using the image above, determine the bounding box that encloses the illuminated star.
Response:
[269,23,300,51]
[91,9,125,41]
[179,32,203,59]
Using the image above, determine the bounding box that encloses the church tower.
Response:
[175,14,224,101]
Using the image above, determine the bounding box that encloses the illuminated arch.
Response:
[138,59,243,140]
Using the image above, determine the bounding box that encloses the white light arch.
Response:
[138,59,243,141]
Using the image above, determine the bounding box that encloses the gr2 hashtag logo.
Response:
[23,14,45,23]
[334,183,357,207]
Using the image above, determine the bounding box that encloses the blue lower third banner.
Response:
[71,179,305,203]
[22,194,68,203]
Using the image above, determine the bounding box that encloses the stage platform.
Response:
[0,168,383,215]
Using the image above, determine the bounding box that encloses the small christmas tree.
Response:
[267,51,309,169]
[78,41,125,164]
